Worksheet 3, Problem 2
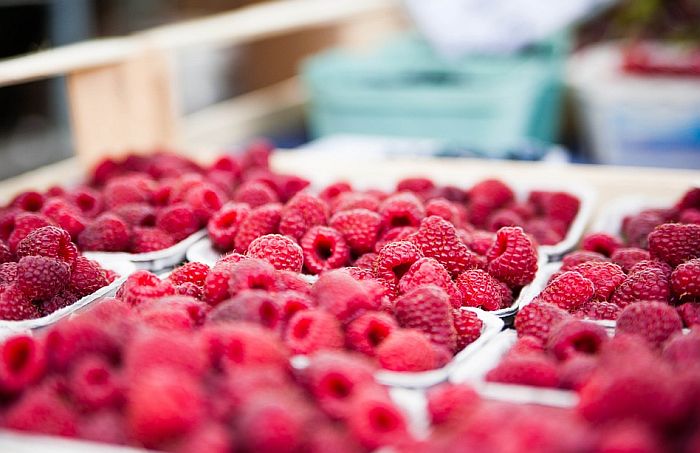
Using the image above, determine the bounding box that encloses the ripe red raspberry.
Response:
[0,240,11,264]
[374,226,417,252]
[15,255,69,301]
[410,216,480,277]
[505,335,546,358]
[427,383,480,425]
[69,186,103,218]
[345,311,397,356]
[331,192,380,214]
[201,322,288,369]
[677,303,700,327]
[0,335,46,394]
[246,234,303,272]
[558,355,598,391]
[301,226,350,274]
[8,212,53,253]
[561,250,610,271]
[676,187,700,211]
[40,198,87,239]
[347,387,412,450]
[342,266,375,281]
[524,219,563,246]
[486,208,524,232]
[399,257,461,308]
[628,259,673,278]
[0,285,37,320]
[396,177,435,196]
[462,230,493,257]
[117,270,175,306]
[207,289,281,329]
[279,192,328,240]
[4,385,78,437]
[155,203,200,242]
[514,301,570,343]
[452,308,483,351]
[456,269,503,311]
[376,329,436,371]
[237,395,309,453]
[486,226,538,287]
[312,270,378,323]
[622,210,666,248]
[273,270,311,294]
[543,192,580,228]
[425,198,462,226]
[78,214,131,252]
[68,256,108,297]
[536,271,594,312]
[112,202,156,227]
[68,355,123,411]
[329,208,383,255]
[680,207,700,224]
[167,262,210,288]
[546,319,608,360]
[471,179,514,208]
[125,328,207,379]
[39,289,80,316]
[284,308,344,354]
[319,181,352,201]
[354,252,377,269]
[393,285,456,351]
[662,329,700,368]
[379,192,425,229]
[127,367,205,448]
[184,183,224,224]
[130,227,175,253]
[207,203,251,251]
[10,191,45,212]
[575,300,621,321]
[671,258,700,300]
[648,223,700,267]
[271,173,311,202]
[610,269,670,308]
[103,176,153,208]
[16,225,78,264]
[571,261,626,302]
[616,301,682,348]
[274,290,314,323]
[610,247,650,273]
[138,295,208,330]
[580,232,622,257]
[486,355,559,387]
[228,258,277,296]
[234,203,282,253]
[233,180,279,207]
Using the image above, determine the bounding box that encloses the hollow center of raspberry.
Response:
[293,317,312,339]
[392,262,413,280]
[572,335,601,355]
[315,240,333,261]
[22,196,43,212]
[389,214,412,228]
[323,374,352,398]
[369,407,399,432]
[4,339,32,375]
[202,190,221,210]
[218,212,239,229]
[259,301,280,329]
[76,194,96,213]
[85,367,109,386]
[367,323,390,347]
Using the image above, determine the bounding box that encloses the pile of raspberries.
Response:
[529,187,700,324]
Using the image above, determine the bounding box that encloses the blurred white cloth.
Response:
[404,0,613,57]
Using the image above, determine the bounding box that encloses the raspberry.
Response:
[233,180,279,207]
[546,319,608,360]
[393,285,456,351]
[68,256,108,297]
[234,203,282,253]
[662,329,700,368]
[15,255,69,301]
[347,388,411,450]
[345,311,397,356]
[610,269,670,308]
[4,385,78,437]
[595,422,664,453]
[610,247,650,273]
[155,203,200,242]
[175,423,230,453]
[68,355,123,411]
[40,198,87,239]
[207,290,281,329]
[331,192,380,214]
[373,241,423,287]
[580,232,622,257]
[396,177,435,196]
[16,225,78,264]
[124,327,207,379]
[247,234,303,272]
[456,269,503,311]
[486,355,559,387]
[343,266,375,281]
[319,181,352,201]
[273,270,312,294]
[104,176,153,208]
[279,192,328,240]
[131,227,175,253]
[207,203,251,251]
[69,187,103,218]
[284,309,344,354]
[112,202,156,226]
[558,355,598,391]
[648,223,700,267]
[514,301,570,343]
[237,395,308,453]
[312,270,377,323]
[11,191,45,212]
[376,329,436,371]
[202,262,236,305]
[622,210,665,248]
[471,179,514,209]
[671,258,700,299]
[677,187,700,211]
[561,250,610,270]
[78,214,131,252]
[201,322,288,369]
[616,301,683,348]
[184,183,224,223]
[301,226,350,274]
[354,252,377,269]
[270,174,311,202]
[0,285,37,320]
[275,290,314,322]
[0,240,11,264]
[8,212,53,253]
[379,192,426,231]
[329,208,383,255]
[410,216,480,277]
[543,192,580,228]
[677,303,700,327]
[168,262,210,287]
[536,271,595,312]
[506,335,546,358]
[570,261,626,302]
[628,259,673,278]
[399,257,461,308]
[374,226,417,252]
[463,230,494,256]
[680,208,700,224]
[425,198,461,225]
[452,308,483,351]
[486,208,524,232]
[575,300,621,321]
[427,383,480,425]
[0,335,46,394]
[39,289,80,315]
[117,270,174,306]
[228,258,277,295]
[486,226,538,287]
[127,367,205,448]
[138,296,208,330]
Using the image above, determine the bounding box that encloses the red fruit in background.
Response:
[156,203,200,242]
[4,385,78,437]
[648,223,700,267]
[546,319,608,360]
[233,180,279,208]
[347,388,412,450]
[345,311,397,356]
[279,192,328,241]
[112,203,156,227]
[616,301,682,348]
[228,258,277,296]
[560,250,610,271]
[486,355,559,388]
[312,270,377,323]
[78,214,131,252]
[10,191,45,212]
[329,208,383,255]
[580,232,622,257]
[0,335,46,394]
[284,309,344,355]
[184,183,224,224]
[41,198,87,239]
[130,227,175,253]
[427,383,480,425]
[610,247,650,273]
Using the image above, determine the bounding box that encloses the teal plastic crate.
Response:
[302,33,569,157]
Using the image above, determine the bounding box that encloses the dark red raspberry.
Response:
[0,285,39,320]
[580,232,622,257]
[329,208,383,255]
[38,289,80,315]
[486,226,538,287]
[575,300,621,321]
[130,227,175,253]
[452,308,483,351]
[628,259,673,278]
[536,271,594,312]
[270,174,311,202]
[284,309,344,354]
[680,208,700,224]
[486,208,524,232]
[184,183,224,224]
[464,230,495,256]
[40,198,87,239]
[515,301,570,343]
[0,240,11,264]
[167,262,210,287]
[117,270,174,306]
[246,233,303,272]
[486,355,559,387]
[677,303,700,327]
[78,214,131,252]
[68,256,108,297]
[16,255,69,300]
[671,258,700,301]
[393,285,456,351]
[103,176,154,208]
[546,319,608,360]
[570,261,626,302]
[410,216,481,277]
[237,394,310,453]
[112,202,155,227]
[616,301,682,348]
[208,290,281,329]
[233,180,279,207]
[155,203,200,241]
[201,322,288,369]
[8,212,53,253]
[610,268,670,308]
[312,270,378,324]
[379,192,425,228]
[456,269,503,311]
[622,210,666,248]
[376,329,436,372]
[348,387,412,450]
[331,192,380,214]
[234,203,282,253]
[0,262,18,284]
[399,257,461,308]
[228,258,278,296]
[301,226,350,274]
[648,223,700,267]
[125,328,207,379]
[0,334,46,394]
[345,311,397,356]
[525,219,564,246]
[561,250,610,271]
[543,192,580,228]
[676,187,700,211]
[69,187,103,218]
[279,192,328,240]
[207,202,251,252]
[16,225,78,264]
[610,247,650,273]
